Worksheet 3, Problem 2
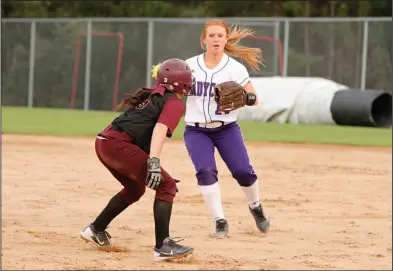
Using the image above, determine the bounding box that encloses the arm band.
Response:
[245,93,257,106]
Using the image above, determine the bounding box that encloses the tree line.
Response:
[2,1,392,18]
[2,1,392,110]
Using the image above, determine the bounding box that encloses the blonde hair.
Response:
[200,19,263,73]
[151,63,161,79]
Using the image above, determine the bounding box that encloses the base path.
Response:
[2,134,392,270]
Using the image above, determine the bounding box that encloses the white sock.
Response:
[240,181,260,209]
[199,182,225,221]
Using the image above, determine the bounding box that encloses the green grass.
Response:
[1,106,392,147]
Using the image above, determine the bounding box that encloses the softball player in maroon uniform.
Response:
[80,58,194,262]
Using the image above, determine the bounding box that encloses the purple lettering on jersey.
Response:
[196,81,203,96]
[189,81,229,115]
[191,81,217,97]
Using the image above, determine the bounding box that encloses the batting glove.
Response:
[146,157,162,190]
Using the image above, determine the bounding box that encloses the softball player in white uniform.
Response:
[183,19,270,238]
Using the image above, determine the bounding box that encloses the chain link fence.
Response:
[2,18,391,110]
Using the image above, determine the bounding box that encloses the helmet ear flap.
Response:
[183,75,195,96]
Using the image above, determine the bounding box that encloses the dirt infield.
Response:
[2,134,392,270]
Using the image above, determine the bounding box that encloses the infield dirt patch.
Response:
[2,134,392,270]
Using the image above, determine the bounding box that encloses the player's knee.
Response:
[119,187,145,204]
[155,178,177,204]
[196,168,218,186]
[233,169,257,187]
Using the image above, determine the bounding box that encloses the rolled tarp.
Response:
[237,76,392,128]
[330,89,392,128]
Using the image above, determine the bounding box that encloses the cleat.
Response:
[80,224,112,247]
[249,204,270,233]
[154,237,193,262]
[212,218,229,238]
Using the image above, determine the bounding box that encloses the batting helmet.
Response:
[156,58,194,95]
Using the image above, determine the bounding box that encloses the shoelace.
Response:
[216,220,227,230]
[253,206,266,219]
[96,230,112,240]
[167,237,185,249]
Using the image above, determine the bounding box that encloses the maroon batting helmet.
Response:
[156,58,194,95]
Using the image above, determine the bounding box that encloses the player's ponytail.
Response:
[117,88,152,110]
[117,63,162,110]
[224,24,263,73]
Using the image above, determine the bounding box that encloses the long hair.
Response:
[117,63,163,110]
[117,87,152,111]
[200,19,264,73]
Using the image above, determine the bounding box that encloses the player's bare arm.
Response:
[149,123,168,159]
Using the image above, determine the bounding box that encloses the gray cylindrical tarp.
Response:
[238,77,392,128]
[237,77,344,124]
[330,89,392,128]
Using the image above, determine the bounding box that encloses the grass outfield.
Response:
[1,106,392,147]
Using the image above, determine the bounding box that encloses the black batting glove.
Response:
[146,157,162,190]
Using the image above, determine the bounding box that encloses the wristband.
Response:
[245,93,257,106]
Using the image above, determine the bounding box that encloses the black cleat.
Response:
[249,204,270,233]
[154,237,194,262]
[212,218,229,238]
[80,224,112,247]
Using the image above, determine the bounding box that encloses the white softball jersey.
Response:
[185,53,251,124]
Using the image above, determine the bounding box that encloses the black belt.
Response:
[194,121,226,128]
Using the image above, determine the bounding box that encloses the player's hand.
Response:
[146,157,162,190]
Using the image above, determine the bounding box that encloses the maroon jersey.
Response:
[111,86,184,154]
